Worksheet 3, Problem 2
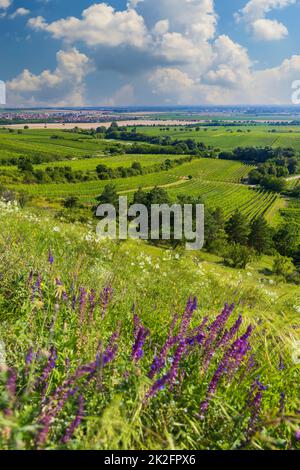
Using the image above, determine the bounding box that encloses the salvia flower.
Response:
[178,297,198,338]
[48,250,54,266]
[202,303,235,370]
[79,287,87,325]
[279,392,285,414]
[145,340,187,403]
[243,378,266,446]
[61,395,84,444]
[199,325,253,415]
[88,289,96,323]
[37,346,57,395]
[132,324,150,362]
[148,313,179,379]
[100,285,113,320]
[278,356,285,371]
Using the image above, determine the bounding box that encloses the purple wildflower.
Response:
[79,287,87,325]
[102,325,121,365]
[25,347,34,366]
[202,303,235,370]
[88,289,96,323]
[148,313,179,379]
[218,314,243,348]
[31,272,42,303]
[132,324,150,363]
[295,430,300,441]
[178,297,198,338]
[100,285,113,320]
[37,346,57,395]
[48,250,54,265]
[144,340,186,403]
[6,368,17,400]
[61,394,84,444]
[242,378,266,446]
[279,356,285,371]
[279,392,285,414]
[199,325,253,415]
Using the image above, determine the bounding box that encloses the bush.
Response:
[223,244,256,269]
[272,254,295,278]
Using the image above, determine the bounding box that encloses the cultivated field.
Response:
[128,125,300,151]
[0,128,292,225]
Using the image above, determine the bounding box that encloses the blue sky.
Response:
[1,0,300,106]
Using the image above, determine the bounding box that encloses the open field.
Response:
[0,128,291,226]
[128,125,300,151]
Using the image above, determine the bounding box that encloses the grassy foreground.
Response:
[0,202,299,450]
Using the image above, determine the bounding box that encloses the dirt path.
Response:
[286,174,300,181]
[118,178,189,194]
[3,120,205,130]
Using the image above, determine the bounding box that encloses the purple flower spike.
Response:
[79,287,87,324]
[88,289,96,323]
[295,430,300,442]
[25,347,34,366]
[6,368,17,401]
[48,250,54,265]
[61,394,84,444]
[144,340,186,403]
[202,303,235,370]
[37,346,58,395]
[100,285,113,320]
[242,378,266,445]
[278,356,285,371]
[279,392,285,414]
[132,323,150,362]
[148,313,179,379]
[199,325,253,415]
[179,297,198,338]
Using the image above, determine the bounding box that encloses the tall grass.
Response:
[0,204,299,450]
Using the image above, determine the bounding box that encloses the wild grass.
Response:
[0,204,299,450]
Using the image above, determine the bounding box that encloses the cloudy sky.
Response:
[1,0,300,106]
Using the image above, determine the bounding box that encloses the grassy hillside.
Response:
[0,203,299,450]
[128,125,300,151]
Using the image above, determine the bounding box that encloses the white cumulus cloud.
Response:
[236,0,296,41]
[7,48,93,107]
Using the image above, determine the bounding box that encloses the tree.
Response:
[274,223,299,257]
[96,164,115,180]
[18,158,34,173]
[96,184,119,207]
[225,210,250,246]
[260,176,286,193]
[273,255,295,278]
[63,196,79,209]
[249,217,273,255]
[205,207,227,255]
[131,162,142,172]
[223,244,256,269]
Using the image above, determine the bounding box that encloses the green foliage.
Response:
[225,211,250,246]
[223,243,256,269]
[273,255,295,278]
[249,217,274,255]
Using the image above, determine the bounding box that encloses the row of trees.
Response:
[95,184,300,278]
[96,155,197,180]
[17,158,91,184]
